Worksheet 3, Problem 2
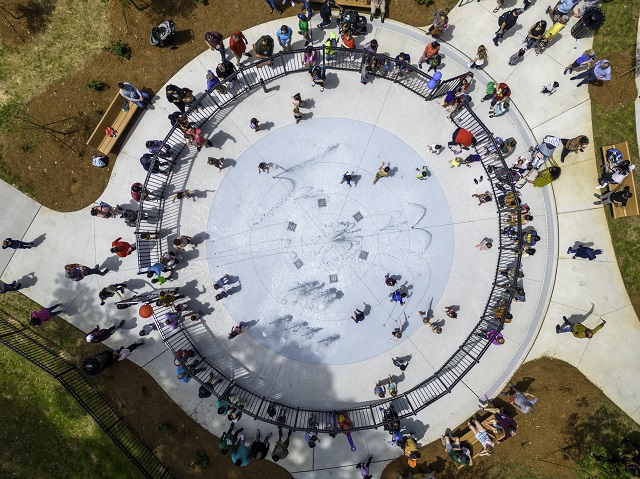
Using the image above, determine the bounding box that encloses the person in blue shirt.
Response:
[571,59,611,87]
[231,433,251,466]
[276,25,293,51]
[176,361,205,383]
[564,49,595,75]
[390,286,407,306]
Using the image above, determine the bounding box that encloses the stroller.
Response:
[150,20,176,48]
[529,135,560,169]
[339,10,367,35]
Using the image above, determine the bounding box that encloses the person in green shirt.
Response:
[271,427,292,462]
[556,316,606,338]
[219,427,243,455]
[298,14,311,46]
[442,428,473,466]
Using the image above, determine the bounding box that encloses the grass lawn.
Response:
[590,1,640,314]
[0,343,142,479]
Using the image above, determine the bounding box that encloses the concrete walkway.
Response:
[1,3,639,478]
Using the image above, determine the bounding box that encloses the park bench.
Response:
[86,93,139,155]
[601,141,639,218]
[453,413,506,468]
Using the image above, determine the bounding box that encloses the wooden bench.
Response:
[87,93,139,155]
[601,141,639,218]
[453,413,506,468]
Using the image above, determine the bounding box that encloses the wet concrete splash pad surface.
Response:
[207,118,454,364]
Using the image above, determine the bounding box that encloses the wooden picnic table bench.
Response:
[87,92,139,155]
[601,141,639,218]
[452,413,506,468]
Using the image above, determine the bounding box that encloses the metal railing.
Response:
[0,313,175,479]
[134,46,521,433]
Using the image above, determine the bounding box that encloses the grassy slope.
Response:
[591,1,640,312]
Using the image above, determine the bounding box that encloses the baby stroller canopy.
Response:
[150,20,175,47]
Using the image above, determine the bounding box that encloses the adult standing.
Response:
[117,82,150,109]
[253,35,275,67]
[570,59,611,87]
[356,456,374,479]
[99,283,127,305]
[318,0,336,29]
[219,426,244,454]
[271,427,292,462]
[250,429,273,460]
[173,235,194,251]
[111,237,136,257]
[232,433,251,466]
[418,41,440,69]
[558,135,589,163]
[370,0,386,23]
[3,238,34,249]
[29,304,63,326]
[204,31,226,61]
[64,263,108,282]
[276,24,293,51]
[593,185,633,207]
[556,316,606,337]
[216,61,238,88]
[86,320,126,343]
[264,0,282,14]
[165,84,186,113]
[482,82,511,106]
[567,244,603,260]
[493,9,523,46]
[428,8,449,38]
[176,361,206,383]
[229,31,252,65]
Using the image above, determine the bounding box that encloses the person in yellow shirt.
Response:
[556,316,606,338]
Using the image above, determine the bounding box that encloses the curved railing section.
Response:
[132,45,522,433]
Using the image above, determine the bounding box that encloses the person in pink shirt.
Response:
[29,303,63,326]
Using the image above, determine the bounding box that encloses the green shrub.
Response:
[86,80,107,91]
[157,423,173,436]
[189,450,209,470]
[103,40,131,60]
[0,100,22,134]
[415,0,434,5]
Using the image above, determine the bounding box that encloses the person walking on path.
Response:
[567,244,603,260]
[418,41,440,69]
[229,31,252,65]
[86,320,126,343]
[271,427,292,462]
[228,322,247,339]
[387,375,398,397]
[570,60,611,87]
[173,235,194,251]
[370,0,385,22]
[385,273,397,287]
[111,237,136,257]
[65,263,108,282]
[99,283,127,305]
[390,286,407,306]
[112,340,145,361]
[493,9,523,46]
[390,317,405,340]
[318,0,336,29]
[392,357,409,371]
[501,382,537,413]
[564,49,596,75]
[172,189,196,202]
[250,117,261,132]
[276,24,293,52]
[3,238,34,249]
[556,316,606,337]
[250,429,273,460]
[204,31,226,61]
[0,280,22,294]
[558,135,589,163]
[214,274,230,289]
[356,456,374,479]
[594,185,633,207]
[468,45,487,69]
[297,14,311,47]
[524,20,547,49]
[540,81,559,95]
[29,304,63,326]
[373,162,390,184]
[118,82,150,109]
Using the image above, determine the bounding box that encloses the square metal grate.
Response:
[318,198,327,208]
[287,222,297,232]
[359,250,369,260]
[353,211,363,222]
[329,274,338,283]
[294,259,304,269]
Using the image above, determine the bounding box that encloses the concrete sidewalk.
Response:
[1,3,639,478]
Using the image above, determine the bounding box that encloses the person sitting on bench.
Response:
[442,428,473,466]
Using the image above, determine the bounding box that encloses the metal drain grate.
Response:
[359,250,369,260]
[294,259,304,269]
[353,211,363,222]
[329,274,338,283]
[287,222,297,232]
[318,198,327,208]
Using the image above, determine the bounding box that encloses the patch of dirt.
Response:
[589,52,638,110]
[0,0,446,211]
[0,0,55,46]
[382,357,638,479]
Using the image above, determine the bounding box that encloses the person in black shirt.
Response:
[493,8,523,46]
[216,61,237,88]
[594,185,633,206]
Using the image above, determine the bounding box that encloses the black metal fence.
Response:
[0,313,175,479]
[133,46,522,433]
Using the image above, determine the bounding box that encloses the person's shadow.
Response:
[564,302,595,325]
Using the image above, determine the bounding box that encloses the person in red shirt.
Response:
[110,237,136,257]
[229,31,252,65]
[481,82,510,106]
[448,127,477,153]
